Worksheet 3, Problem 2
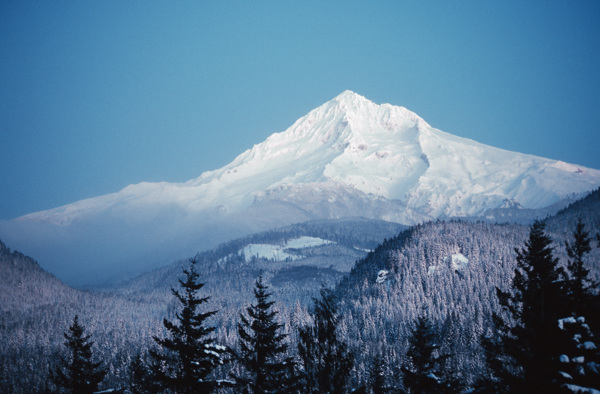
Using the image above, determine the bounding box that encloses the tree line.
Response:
[50,261,354,393]
[49,219,599,393]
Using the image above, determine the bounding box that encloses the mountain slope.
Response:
[18,91,600,225]
[2,91,599,286]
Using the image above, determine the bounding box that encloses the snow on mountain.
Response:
[237,236,333,263]
[4,90,600,286]
[18,90,600,226]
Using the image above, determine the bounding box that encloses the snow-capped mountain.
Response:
[3,91,600,285]
[18,90,600,226]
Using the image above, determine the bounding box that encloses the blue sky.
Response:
[1,1,599,220]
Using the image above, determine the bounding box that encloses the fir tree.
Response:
[128,352,160,394]
[478,331,511,394]
[565,218,597,315]
[480,220,566,393]
[438,311,465,388]
[151,258,227,393]
[401,313,452,394]
[367,353,388,394]
[298,288,353,394]
[556,219,600,392]
[232,275,300,393]
[50,315,107,394]
[556,316,600,392]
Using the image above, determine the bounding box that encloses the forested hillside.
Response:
[0,240,77,312]
[336,221,530,386]
[332,188,600,388]
[1,190,598,392]
[0,242,166,391]
[0,218,404,391]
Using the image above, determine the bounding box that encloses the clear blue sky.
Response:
[1,1,599,220]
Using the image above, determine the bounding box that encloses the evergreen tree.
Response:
[438,311,465,388]
[401,313,452,393]
[298,288,353,393]
[232,275,300,393]
[478,331,511,394]
[556,316,600,392]
[565,218,598,316]
[367,353,388,394]
[556,219,600,392]
[128,352,160,394]
[480,220,566,393]
[151,258,227,393]
[50,315,107,394]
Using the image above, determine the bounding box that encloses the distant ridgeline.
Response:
[0,188,599,391]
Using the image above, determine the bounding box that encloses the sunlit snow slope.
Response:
[19,90,600,225]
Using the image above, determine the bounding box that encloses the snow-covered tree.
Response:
[298,288,354,393]
[565,218,596,312]
[50,315,107,393]
[555,219,600,393]
[556,316,600,393]
[401,312,459,393]
[366,352,391,394]
[150,258,227,393]
[481,220,566,392]
[232,275,301,393]
[127,351,160,394]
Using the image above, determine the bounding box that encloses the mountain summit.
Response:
[3,91,600,285]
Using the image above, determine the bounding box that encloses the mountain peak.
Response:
[251,91,424,162]
[320,91,427,130]
[332,90,371,106]
[326,90,382,118]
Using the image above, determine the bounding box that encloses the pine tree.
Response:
[565,218,597,316]
[556,316,600,392]
[151,258,227,393]
[401,313,449,394]
[439,311,465,388]
[128,352,160,394]
[232,275,300,393]
[367,353,388,394]
[555,219,600,392]
[480,220,566,393]
[478,330,511,394]
[298,288,353,394]
[50,315,107,394]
